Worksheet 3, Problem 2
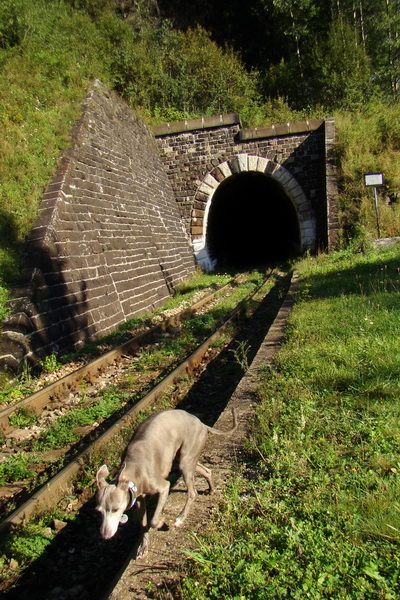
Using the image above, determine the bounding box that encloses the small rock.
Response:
[42,527,53,539]
[53,519,68,532]
[5,429,32,442]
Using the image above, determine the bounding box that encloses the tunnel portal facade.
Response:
[153,114,339,271]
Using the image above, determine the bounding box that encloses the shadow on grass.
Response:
[301,247,400,301]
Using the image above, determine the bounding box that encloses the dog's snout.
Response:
[101,529,114,540]
[98,510,122,540]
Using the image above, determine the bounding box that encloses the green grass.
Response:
[0,522,53,565]
[177,243,400,600]
[8,406,38,429]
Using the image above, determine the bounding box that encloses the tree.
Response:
[311,17,372,109]
[329,0,399,97]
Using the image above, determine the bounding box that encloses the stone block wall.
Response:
[0,81,195,373]
[152,114,243,233]
[153,116,336,251]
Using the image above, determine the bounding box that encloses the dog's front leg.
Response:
[135,496,149,559]
[150,480,170,530]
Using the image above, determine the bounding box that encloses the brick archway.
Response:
[191,154,316,271]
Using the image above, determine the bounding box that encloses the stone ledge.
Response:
[237,119,325,141]
[152,113,241,136]
[373,236,400,248]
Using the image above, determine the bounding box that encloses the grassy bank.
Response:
[0,2,399,325]
[178,243,400,599]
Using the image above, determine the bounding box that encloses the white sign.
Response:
[364,173,384,187]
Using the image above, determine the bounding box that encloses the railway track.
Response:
[0,275,248,519]
[0,278,237,434]
[0,268,293,599]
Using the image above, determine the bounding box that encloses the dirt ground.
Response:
[105,277,297,600]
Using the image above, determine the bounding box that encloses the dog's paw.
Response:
[151,518,166,530]
[135,538,149,559]
[173,517,184,528]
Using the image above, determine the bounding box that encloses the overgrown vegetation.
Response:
[0,269,233,404]
[177,243,400,599]
[336,102,400,244]
[0,0,399,338]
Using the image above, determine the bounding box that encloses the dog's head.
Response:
[96,464,137,539]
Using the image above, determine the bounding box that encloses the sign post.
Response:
[364,173,385,239]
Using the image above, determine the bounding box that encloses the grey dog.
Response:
[96,408,238,558]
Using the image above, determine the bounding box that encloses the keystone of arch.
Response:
[191,154,316,271]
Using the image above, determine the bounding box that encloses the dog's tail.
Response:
[205,407,238,436]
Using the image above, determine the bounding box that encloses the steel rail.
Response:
[0,280,236,433]
[0,273,274,534]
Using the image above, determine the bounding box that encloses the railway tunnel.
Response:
[206,171,301,270]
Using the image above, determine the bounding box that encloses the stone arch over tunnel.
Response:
[191,154,316,271]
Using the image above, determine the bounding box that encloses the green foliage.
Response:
[8,406,38,428]
[178,244,400,599]
[0,452,36,485]
[39,354,61,374]
[0,523,52,564]
[335,101,400,242]
[0,0,26,49]
[33,389,125,450]
[312,17,373,110]
[0,246,22,321]
[102,20,258,119]
[0,376,32,406]
[229,340,251,371]
[0,0,107,247]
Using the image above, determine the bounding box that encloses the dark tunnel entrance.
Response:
[206,171,301,270]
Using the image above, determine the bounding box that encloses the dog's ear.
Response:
[118,462,127,480]
[96,464,109,488]
[117,463,130,491]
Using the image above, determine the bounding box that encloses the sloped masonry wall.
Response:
[0,81,195,374]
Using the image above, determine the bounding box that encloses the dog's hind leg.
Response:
[196,462,214,493]
[174,459,199,527]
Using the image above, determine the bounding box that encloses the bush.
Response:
[335,100,400,243]
[0,0,26,49]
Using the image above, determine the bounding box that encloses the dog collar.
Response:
[128,481,137,509]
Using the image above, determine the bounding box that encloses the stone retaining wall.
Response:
[0,81,195,374]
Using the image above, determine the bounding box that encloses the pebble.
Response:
[5,428,32,441]
[53,519,68,531]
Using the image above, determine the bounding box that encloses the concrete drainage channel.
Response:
[0,270,294,599]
